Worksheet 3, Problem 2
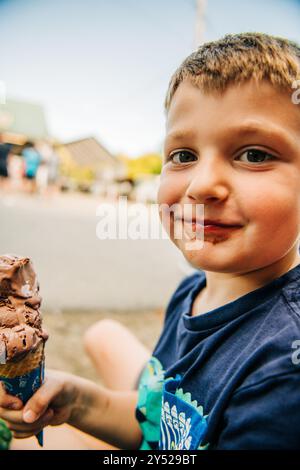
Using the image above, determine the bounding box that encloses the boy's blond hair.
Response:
[165,32,300,111]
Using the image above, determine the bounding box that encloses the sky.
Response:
[0,0,300,157]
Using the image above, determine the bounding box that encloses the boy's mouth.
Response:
[177,217,243,228]
[174,217,244,238]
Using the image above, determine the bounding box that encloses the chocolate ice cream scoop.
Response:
[0,255,48,363]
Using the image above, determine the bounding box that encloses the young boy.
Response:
[1,32,300,450]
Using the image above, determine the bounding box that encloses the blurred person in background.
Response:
[35,140,51,196]
[47,144,59,195]
[21,141,41,194]
[7,150,25,193]
[0,135,12,191]
[35,140,59,196]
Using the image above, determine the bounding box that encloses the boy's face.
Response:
[158,79,300,273]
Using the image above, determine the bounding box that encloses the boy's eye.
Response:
[166,148,276,166]
[167,150,197,164]
[235,149,276,164]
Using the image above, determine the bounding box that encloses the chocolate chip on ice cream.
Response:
[0,255,48,363]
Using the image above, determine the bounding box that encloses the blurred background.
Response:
[0,0,300,382]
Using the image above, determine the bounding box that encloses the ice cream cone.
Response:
[0,254,48,448]
[0,342,44,379]
[0,341,46,447]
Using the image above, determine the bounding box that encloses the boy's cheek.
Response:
[157,177,184,206]
[157,184,172,207]
[244,196,300,251]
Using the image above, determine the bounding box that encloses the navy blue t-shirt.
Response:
[135,263,300,450]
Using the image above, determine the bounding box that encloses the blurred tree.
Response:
[119,153,162,180]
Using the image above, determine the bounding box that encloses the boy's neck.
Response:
[192,247,300,317]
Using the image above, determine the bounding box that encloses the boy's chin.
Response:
[180,246,246,274]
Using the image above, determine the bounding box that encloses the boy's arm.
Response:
[68,375,142,449]
[213,371,300,449]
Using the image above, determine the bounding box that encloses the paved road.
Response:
[0,192,195,310]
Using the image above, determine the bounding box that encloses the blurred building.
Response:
[0,98,48,145]
[57,136,127,194]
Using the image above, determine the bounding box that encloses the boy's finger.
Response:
[11,430,38,440]
[0,408,24,424]
[23,378,61,423]
[6,409,53,433]
[0,383,23,410]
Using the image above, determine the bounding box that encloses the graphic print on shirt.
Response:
[160,375,209,450]
[135,356,209,450]
[135,356,165,450]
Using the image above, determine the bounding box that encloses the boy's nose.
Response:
[185,157,229,203]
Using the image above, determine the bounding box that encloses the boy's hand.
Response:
[0,370,80,439]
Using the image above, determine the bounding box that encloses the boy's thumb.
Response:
[22,378,61,423]
[23,408,39,423]
[23,388,50,423]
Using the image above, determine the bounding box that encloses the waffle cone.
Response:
[0,342,44,379]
